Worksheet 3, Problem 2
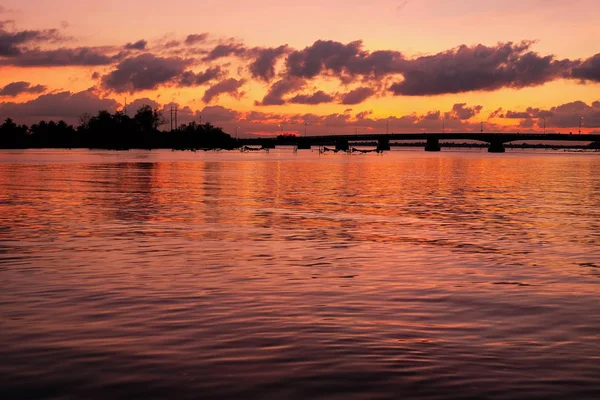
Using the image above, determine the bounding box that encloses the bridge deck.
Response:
[240,133,600,145]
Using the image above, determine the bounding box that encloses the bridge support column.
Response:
[335,139,349,152]
[377,138,391,151]
[488,141,506,153]
[425,138,441,152]
[297,139,312,150]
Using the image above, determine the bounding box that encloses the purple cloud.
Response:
[1,47,116,67]
[185,33,209,46]
[255,78,305,106]
[0,89,119,124]
[340,87,375,105]
[249,45,289,82]
[101,54,193,93]
[203,43,246,61]
[572,53,600,82]
[389,42,575,96]
[178,66,223,87]
[0,26,66,56]
[285,40,405,81]
[289,91,335,105]
[499,100,600,129]
[199,105,240,122]
[444,103,483,120]
[0,81,47,97]
[124,40,147,50]
[202,78,245,103]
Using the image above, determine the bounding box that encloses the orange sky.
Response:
[1,0,599,135]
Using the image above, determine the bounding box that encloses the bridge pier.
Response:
[488,141,506,153]
[425,138,441,152]
[377,138,391,151]
[335,139,349,152]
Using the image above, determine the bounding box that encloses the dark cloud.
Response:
[202,78,245,103]
[127,98,161,112]
[285,40,405,81]
[286,40,359,78]
[185,33,209,46]
[0,27,65,56]
[101,54,193,93]
[1,47,116,66]
[519,118,535,128]
[489,108,504,118]
[0,89,119,124]
[199,105,240,122]
[503,107,553,119]
[178,66,223,87]
[124,39,147,50]
[248,45,288,82]
[289,91,335,105]
[423,110,441,120]
[505,110,533,119]
[444,103,483,120]
[255,78,305,106]
[164,40,181,49]
[356,110,373,120]
[571,53,600,82]
[91,71,100,80]
[203,43,246,61]
[500,100,600,129]
[340,87,375,105]
[0,81,47,97]
[389,42,574,96]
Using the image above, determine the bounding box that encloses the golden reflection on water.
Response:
[0,149,599,399]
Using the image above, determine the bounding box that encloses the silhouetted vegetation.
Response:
[0,106,237,150]
[276,133,299,140]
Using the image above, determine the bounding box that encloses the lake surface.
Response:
[1,149,599,399]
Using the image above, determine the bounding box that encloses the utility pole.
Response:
[170,106,173,131]
[170,105,179,131]
[579,117,583,134]
[543,117,546,134]
[386,118,389,135]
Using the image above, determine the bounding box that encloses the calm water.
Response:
[1,149,599,399]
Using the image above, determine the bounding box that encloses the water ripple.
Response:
[0,149,599,399]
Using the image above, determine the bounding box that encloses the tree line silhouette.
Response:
[0,106,237,150]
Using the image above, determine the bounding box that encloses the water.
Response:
[1,149,599,399]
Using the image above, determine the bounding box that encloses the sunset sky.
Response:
[1,0,599,136]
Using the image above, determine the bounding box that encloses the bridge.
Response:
[239,133,600,153]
